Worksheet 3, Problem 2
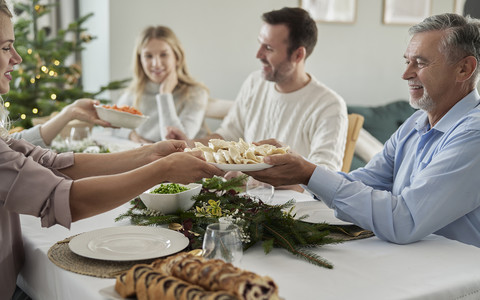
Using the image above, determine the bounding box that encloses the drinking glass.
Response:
[245,176,274,203]
[65,126,91,149]
[202,223,243,265]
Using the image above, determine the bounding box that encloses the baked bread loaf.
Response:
[150,252,279,300]
[115,252,280,300]
[115,264,152,298]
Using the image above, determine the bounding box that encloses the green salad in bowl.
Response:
[140,183,202,214]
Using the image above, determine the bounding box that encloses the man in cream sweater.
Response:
[167,7,347,170]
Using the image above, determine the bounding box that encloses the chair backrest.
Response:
[8,126,24,134]
[204,98,234,134]
[205,98,234,120]
[342,113,364,173]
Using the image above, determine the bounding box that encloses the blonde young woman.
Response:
[116,26,208,144]
[0,3,223,297]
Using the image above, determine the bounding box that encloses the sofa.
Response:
[347,100,417,170]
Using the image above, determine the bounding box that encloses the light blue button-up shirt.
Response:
[307,89,480,246]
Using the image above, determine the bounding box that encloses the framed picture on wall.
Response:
[300,0,357,23]
[383,0,431,25]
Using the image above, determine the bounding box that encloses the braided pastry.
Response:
[115,264,152,298]
[119,267,237,300]
[115,252,280,300]
[151,253,279,300]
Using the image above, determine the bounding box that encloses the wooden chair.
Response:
[204,98,234,134]
[341,113,364,173]
[205,98,234,120]
[8,126,24,134]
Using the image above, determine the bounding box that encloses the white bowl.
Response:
[94,104,149,129]
[139,183,202,214]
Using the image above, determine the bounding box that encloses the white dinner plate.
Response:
[210,162,273,172]
[69,226,189,261]
[290,201,352,225]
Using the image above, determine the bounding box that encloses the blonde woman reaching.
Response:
[116,26,208,144]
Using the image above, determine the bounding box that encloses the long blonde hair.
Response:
[129,26,207,108]
[0,0,12,140]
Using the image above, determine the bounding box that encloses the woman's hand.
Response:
[159,70,178,94]
[148,140,187,161]
[165,126,195,147]
[64,98,111,127]
[158,151,225,184]
[129,131,153,144]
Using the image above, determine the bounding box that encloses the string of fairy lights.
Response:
[4,53,62,121]
[4,2,94,126]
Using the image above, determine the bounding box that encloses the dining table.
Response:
[16,128,480,300]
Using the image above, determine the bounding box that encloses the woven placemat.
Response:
[47,235,155,278]
[49,227,373,278]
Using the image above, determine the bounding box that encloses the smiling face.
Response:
[139,38,177,84]
[402,30,460,112]
[0,12,21,94]
[256,23,296,85]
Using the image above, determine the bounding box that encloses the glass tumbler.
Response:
[245,176,274,203]
[202,223,243,266]
[66,126,91,149]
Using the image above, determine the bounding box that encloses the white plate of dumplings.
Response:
[209,162,273,172]
[185,138,288,172]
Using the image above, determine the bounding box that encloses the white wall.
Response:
[79,0,110,97]
[80,0,458,106]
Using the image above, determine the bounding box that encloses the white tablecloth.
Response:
[17,189,480,300]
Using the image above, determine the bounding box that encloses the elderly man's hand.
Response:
[245,152,316,187]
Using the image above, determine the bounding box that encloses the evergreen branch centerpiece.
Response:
[116,175,344,269]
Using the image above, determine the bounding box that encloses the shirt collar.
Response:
[415,89,480,133]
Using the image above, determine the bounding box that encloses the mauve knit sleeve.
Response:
[0,138,74,228]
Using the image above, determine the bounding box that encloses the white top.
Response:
[216,71,348,170]
[10,125,47,147]
[115,82,208,141]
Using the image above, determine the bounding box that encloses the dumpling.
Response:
[228,146,243,164]
[185,138,288,165]
[213,151,227,164]
[203,151,215,163]
[219,149,234,164]
[208,139,231,151]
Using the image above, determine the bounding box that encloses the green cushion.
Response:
[348,100,416,144]
[350,155,366,171]
[347,100,417,170]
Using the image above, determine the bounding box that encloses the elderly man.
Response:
[167,7,348,171]
[248,13,480,247]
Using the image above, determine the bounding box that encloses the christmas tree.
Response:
[5,0,128,129]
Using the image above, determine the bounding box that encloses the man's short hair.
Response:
[409,13,480,83]
[262,7,318,59]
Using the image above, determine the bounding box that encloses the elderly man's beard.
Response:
[410,89,435,112]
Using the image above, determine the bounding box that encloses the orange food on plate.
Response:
[102,104,143,116]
